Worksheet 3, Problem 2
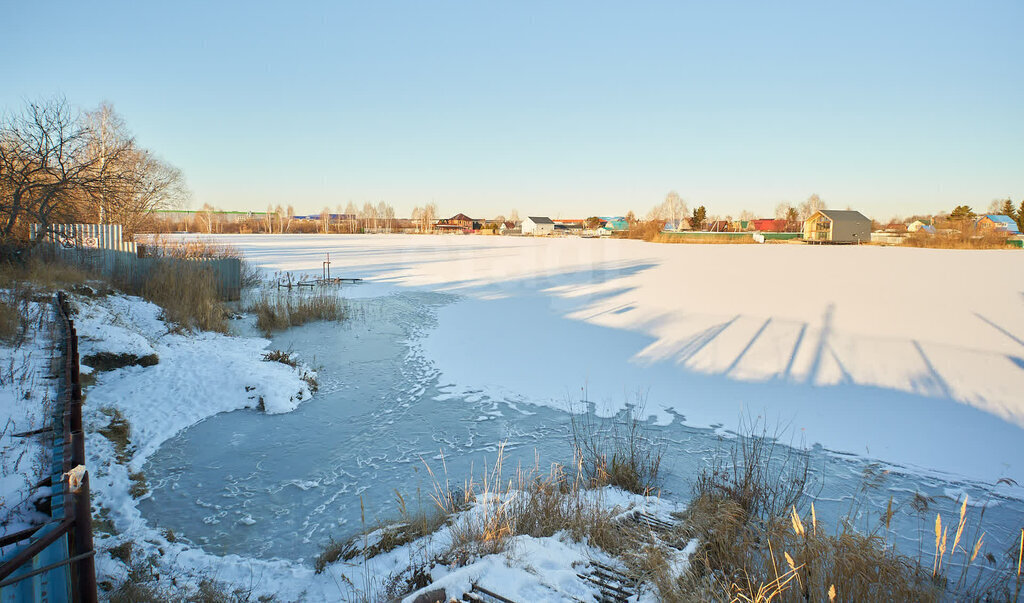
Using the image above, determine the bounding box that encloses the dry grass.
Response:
[693,419,811,522]
[247,291,346,336]
[98,407,132,463]
[0,298,22,343]
[138,259,228,333]
[570,401,663,495]
[650,232,757,244]
[129,471,149,498]
[317,443,634,578]
[143,236,263,288]
[672,423,1024,602]
[902,228,1014,249]
[0,256,91,292]
[423,443,630,567]
[105,550,278,603]
[82,351,159,372]
[261,349,298,367]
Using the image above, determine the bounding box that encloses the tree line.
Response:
[0,97,189,246]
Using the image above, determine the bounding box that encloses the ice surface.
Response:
[195,234,1024,486]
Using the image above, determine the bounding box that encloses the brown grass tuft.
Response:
[98,407,132,463]
[247,291,346,336]
[138,260,227,333]
[570,397,663,495]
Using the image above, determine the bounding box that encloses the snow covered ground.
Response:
[208,234,1024,488]
[0,298,56,540]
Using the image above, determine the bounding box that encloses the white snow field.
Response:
[211,234,1024,488]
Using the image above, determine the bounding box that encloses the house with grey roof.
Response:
[522,216,555,236]
[803,209,871,243]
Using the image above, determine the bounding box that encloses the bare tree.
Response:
[284,205,295,233]
[647,191,689,227]
[265,204,274,233]
[798,194,825,220]
[82,101,128,224]
[411,206,424,232]
[344,201,357,232]
[0,97,130,243]
[319,207,330,233]
[423,202,438,232]
[81,103,188,235]
[198,203,215,233]
[376,201,394,232]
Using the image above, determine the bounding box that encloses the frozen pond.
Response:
[140,288,1024,566]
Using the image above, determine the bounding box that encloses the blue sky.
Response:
[3,1,1022,220]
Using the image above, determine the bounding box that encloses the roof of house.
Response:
[979,215,1020,231]
[448,213,475,222]
[526,216,554,224]
[814,209,870,223]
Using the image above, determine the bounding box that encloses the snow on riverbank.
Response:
[71,291,677,601]
[69,293,324,594]
[197,234,1024,488]
[0,299,55,539]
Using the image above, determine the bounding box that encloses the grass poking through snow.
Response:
[247,291,346,336]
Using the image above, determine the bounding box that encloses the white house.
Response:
[522,216,555,236]
[907,219,934,233]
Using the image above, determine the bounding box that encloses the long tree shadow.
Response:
[974,312,1024,348]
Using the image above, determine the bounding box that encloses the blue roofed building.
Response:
[976,214,1021,234]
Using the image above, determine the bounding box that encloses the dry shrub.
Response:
[139,259,227,333]
[0,298,21,342]
[318,443,633,576]
[650,232,756,244]
[620,221,666,241]
[678,496,941,602]
[0,256,91,293]
[693,420,811,521]
[247,291,345,336]
[679,422,1022,602]
[425,444,628,567]
[570,400,663,495]
[261,349,298,367]
[903,228,1013,249]
[143,236,263,287]
[98,407,132,463]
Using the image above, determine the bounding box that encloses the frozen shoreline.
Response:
[70,290,677,601]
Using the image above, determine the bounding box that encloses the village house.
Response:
[522,216,555,236]
[752,218,788,232]
[435,213,478,233]
[975,214,1021,235]
[803,209,871,243]
[907,219,935,233]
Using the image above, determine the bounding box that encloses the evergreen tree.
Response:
[999,198,1014,216]
[949,205,975,220]
[691,206,707,230]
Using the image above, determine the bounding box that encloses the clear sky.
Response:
[3,1,1022,220]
